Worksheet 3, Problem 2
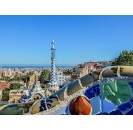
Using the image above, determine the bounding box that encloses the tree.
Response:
[113,50,133,66]
[2,88,10,101]
[9,83,23,90]
[63,69,72,75]
[39,69,50,84]
[0,76,12,82]
[26,72,34,77]
[21,75,29,83]
[41,84,48,90]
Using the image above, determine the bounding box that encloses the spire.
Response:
[48,40,59,93]
[52,40,55,49]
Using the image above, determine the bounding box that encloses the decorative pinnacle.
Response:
[52,40,55,49]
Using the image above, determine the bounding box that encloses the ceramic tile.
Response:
[85,87,95,99]
[118,101,132,112]
[101,98,117,113]
[90,96,101,114]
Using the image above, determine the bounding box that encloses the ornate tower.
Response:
[48,40,59,93]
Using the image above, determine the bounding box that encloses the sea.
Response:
[0,65,75,69]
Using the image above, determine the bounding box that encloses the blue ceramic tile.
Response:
[93,84,101,96]
[65,106,69,114]
[101,98,117,113]
[39,100,47,112]
[126,108,133,115]
[85,87,95,99]
[129,82,133,89]
[54,106,67,115]
[109,110,123,115]
[130,98,133,105]
[90,96,101,114]
[118,102,132,112]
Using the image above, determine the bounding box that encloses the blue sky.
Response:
[0,15,133,65]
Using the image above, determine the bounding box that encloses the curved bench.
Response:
[0,66,133,115]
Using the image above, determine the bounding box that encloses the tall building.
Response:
[48,40,59,93]
[72,64,89,78]
[56,70,71,86]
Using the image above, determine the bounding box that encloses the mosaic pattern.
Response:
[90,96,101,114]
[101,98,117,113]
[96,97,133,115]
[1,66,133,115]
[85,84,101,99]
[50,40,57,84]
[101,80,132,105]
[0,101,35,115]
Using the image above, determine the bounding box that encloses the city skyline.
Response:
[0,15,133,65]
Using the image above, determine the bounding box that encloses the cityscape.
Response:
[0,40,113,104]
[0,16,133,115]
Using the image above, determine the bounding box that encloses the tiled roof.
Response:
[86,62,103,67]
[0,83,10,90]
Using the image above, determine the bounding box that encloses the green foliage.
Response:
[2,89,10,101]
[41,84,48,90]
[39,69,50,90]
[12,76,21,81]
[0,72,32,83]
[13,72,33,83]
[9,83,23,90]
[20,75,29,83]
[1,82,24,101]
[5,87,10,91]
[1,77,12,82]
[39,69,50,84]
[113,50,133,66]
[63,69,72,75]
[26,72,34,76]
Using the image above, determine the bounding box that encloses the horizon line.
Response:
[0,64,76,66]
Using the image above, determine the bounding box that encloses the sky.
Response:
[0,15,133,65]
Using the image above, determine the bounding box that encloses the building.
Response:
[47,40,59,93]
[101,60,113,67]
[56,70,71,86]
[72,62,103,79]
[20,40,60,101]
[85,61,103,71]
[8,89,23,103]
[0,82,10,91]
[72,64,89,78]
[20,74,44,103]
